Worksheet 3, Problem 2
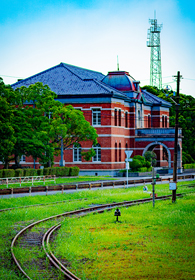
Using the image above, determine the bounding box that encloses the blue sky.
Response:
[1,0,195,97]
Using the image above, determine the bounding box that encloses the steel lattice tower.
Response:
[147,15,163,89]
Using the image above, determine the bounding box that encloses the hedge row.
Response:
[183,163,195,169]
[0,166,79,178]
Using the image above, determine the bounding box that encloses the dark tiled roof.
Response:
[11,62,171,107]
[142,90,172,107]
[12,63,122,96]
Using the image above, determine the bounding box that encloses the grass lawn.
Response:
[0,181,194,279]
[53,193,195,280]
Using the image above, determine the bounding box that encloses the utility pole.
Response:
[172,71,182,202]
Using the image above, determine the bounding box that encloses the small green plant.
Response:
[3,169,15,178]
[184,163,195,169]
[37,169,43,176]
[15,169,24,177]
[69,166,79,176]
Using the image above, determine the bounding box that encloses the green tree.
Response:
[0,80,98,168]
[50,105,98,162]
[142,85,195,162]
[144,151,157,167]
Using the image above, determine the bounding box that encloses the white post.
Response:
[125,150,133,189]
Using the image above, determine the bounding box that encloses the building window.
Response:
[119,143,121,162]
[119,109,121,126]
[115,109,117,126]
[92,109,101,125]
[73,144,82,162]
[125,112,128,128]
[45,112,52,119]
[138,110,141,128]
[148,115,151,128]
[162,116,165,127]
[125,143,128,150]
[93,144,101,162]
[20,155,26,162]
[115,143,117,162]
[165,116,167,127]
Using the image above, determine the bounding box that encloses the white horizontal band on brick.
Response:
[63,162,125,165]
[98,134,135,138]
[93,125,135,129]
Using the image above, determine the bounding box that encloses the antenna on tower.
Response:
[117,55,119,71]
[147,12,163,89]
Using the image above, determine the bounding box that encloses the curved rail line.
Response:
[11,194,183,280]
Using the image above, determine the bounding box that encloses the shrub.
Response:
[69,166,79,176]
[0,169,3,178]
[145,160,151,168]
[56,167,64,177]
[61,167,70,176]
[15,169,24,177]
[184,163,195,169]
[3,169,15,178]
[37,169,43,176]
[130,159,142,171]
[43,168,50,175]
[134,155,145,165]
[24,169,37,176]
[138,167,147,172]
[50,167,57,175]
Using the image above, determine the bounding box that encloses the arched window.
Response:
[162,116,165,128]
[165,116,167,127]
[148,115,151,128]
[93,144,101,162]
[115,109,117,126]
[73,144,82,162]
[138,110,141,128]
[125,143,128,150]
[115,143,117,162]
[119,143,121,162]
[119,109,121,126]
[125,112,128,128]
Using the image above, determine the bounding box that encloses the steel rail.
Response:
[43,223,81,280]
[11,193,183,280]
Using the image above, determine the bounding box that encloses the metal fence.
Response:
[0,175,56,188]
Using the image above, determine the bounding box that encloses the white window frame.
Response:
[92,108,101,126]
[20,155,26,162]
[92,144,101,162]
[73,144,82,162]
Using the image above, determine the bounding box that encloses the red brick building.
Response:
[10,63,182,175]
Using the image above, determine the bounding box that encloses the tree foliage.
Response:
[0,79,98,168]
[142,85,195,162]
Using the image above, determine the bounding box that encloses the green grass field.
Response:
[0,180,194,279]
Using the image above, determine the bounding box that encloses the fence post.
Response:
[20,177,21,187]
[89,183,91,190]
[54,175,56,183]
[61,185,64,194]
[29,187,31,196]
[101,182,103,188]
[46,185,48,196]
[6,178,8,188]
[76,184,78,190]
[32,177,34,186]
[43,176,45,185]
[113,182,115,188]
[11,188,13,198]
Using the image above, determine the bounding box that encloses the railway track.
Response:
[11,194,183,280]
